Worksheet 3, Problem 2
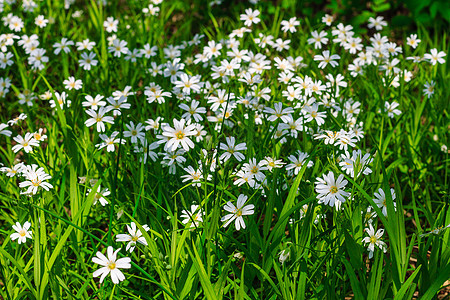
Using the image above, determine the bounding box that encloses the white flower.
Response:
[339,150,373,178]
[406,34,421,49]
[84,107,114,132]
[385,101,401,118]
[79,52,98,70]
[279,249,290,265]
[273,38,290,52]
[103,16,118,33]
[19,164,53,195]
[53,38,74,55]
[49,91,71,109]
[281,17,299,33]
[322,14,334,26]
[362,224,387,259]
[423,81,435,98]
[180,204,204,229]
[313,130,340,145]
[181,166,209,187]
[87,185,111,206]
[134,140,159,163]
[174,73,201,95]
[96,131,125,152]
[0,52,14,69]
[179,100,206,122]
[123,121,145,144]
[82,94,106,110]
[303,103,327,126]
[108,39,129,57]
[140,44,158,58]
[10,221,32,244]
[419,224,450,237]
[240,8,260,26]
[335,131,357,151]
[63,76,83,90]
[12,133,40,153]
[307,31,328,49]
[116,222,150,252]
[35,15,49,28]
[219,136,247,162]
[363,206,376,224]
[106,95,131,116]
[260,157,285,172]
[0,162,24,177]
[33,128,47,142]
[221,194,254,230]
[0,123,12,137]
[92,246,131,284]
[160,118,196,151]
[368,16,387,31]
[373,188,396,217]
[76,39,96,51]
[8,113,27,126]
[242,158,267,182]
[424,48,446,65]
[314,50,340,69]
[233,170,256,187]
[315,171,350,207]
[286,151,313,175]
[263,102,294,122]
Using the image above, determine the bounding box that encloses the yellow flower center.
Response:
[19,230,27,237]
[176,131,185,140]
[370,236,377,244]
[330,186,338,194]
[107,262,116,270]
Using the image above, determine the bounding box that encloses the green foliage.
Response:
[0,0,449,299]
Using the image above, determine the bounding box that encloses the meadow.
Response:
[0,0,449,299]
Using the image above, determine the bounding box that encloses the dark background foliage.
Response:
[147,0,449,41]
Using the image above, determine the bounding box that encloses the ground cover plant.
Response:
[0,0,449,299]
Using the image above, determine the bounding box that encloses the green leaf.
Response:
[0,247,37,297]
[421,263,450,300]
[342,258,365,299]
[394,265,421,300]
[186,243,217,300]
[248,263,283,298]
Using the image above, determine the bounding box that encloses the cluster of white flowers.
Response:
[1,0,447,285]
[1,162,53,195]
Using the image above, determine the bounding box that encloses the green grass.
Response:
[0,0,449,299]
